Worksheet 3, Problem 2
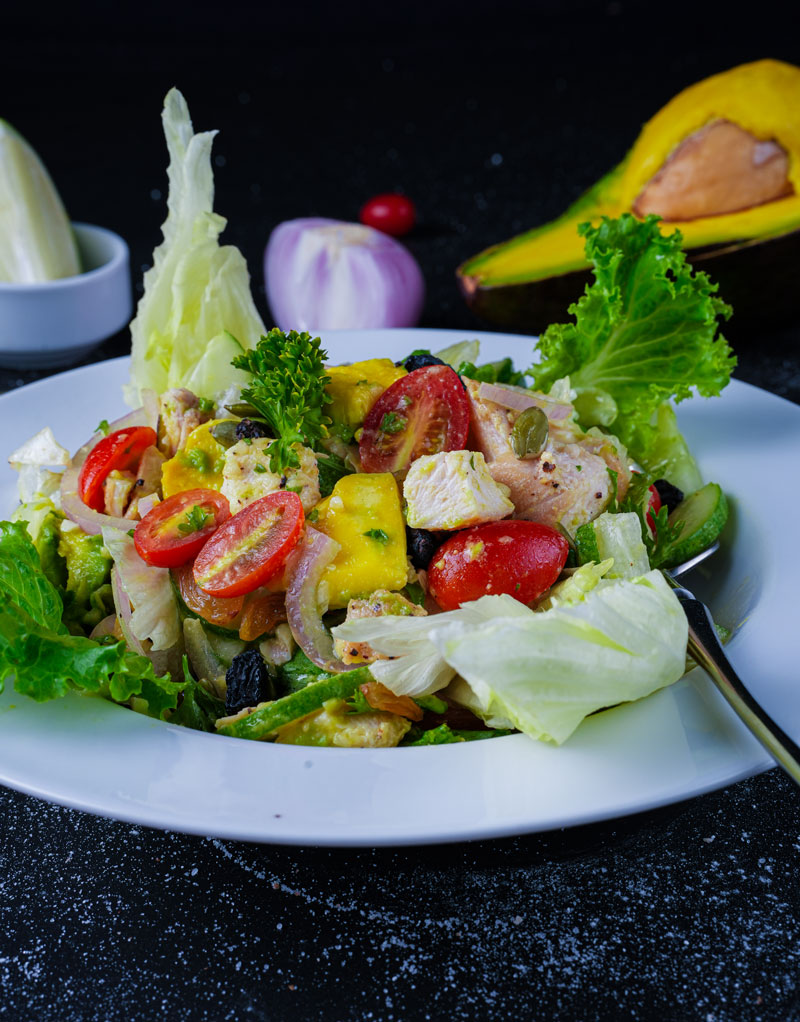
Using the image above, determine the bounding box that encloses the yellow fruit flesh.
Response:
[161,420,228,498]
[311,473,408,610]
[325,359,406,429]
[460,60,800,286]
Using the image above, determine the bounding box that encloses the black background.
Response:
[2,2,800,1019]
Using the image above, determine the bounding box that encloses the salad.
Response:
[0,92,735,750]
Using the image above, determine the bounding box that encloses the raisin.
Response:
[235,418,270,441]
[654,479,685,514]
[396,352,446,372]
[406,527,444,571]
[225,649,276,714]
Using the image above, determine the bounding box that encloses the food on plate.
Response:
[0,118,81,283]
[264,217,425,332]
[0,84,735,751]
[458,59,800,335]
[359,193,416,237]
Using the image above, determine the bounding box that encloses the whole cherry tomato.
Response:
[359,193,416,237]
[428,520,569,610]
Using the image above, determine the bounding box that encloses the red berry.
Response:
[359,193,416,237]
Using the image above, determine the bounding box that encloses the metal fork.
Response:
[666,543,800,787]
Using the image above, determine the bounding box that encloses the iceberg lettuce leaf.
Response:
[125,88,265,405]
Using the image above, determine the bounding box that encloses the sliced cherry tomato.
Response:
[172,561,245,629]
[359,365,469,474]
[193,491,305,598]
[646,484,662,535]
[359,193,416,236]
[78,426,157,512]
[134,489,231,568]
[428,520,569,611]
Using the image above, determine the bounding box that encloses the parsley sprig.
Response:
[177,505,213,535]
[232,329,332,474]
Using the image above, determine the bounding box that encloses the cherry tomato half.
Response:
[134,489,231,568]
[359,193,416,237]
[427,520,569,611]
[193,491,305,598]
[359,365,470,474]
[78,426,158,512]
[172,561,245,628]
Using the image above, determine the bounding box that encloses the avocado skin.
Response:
[459,227,800,340]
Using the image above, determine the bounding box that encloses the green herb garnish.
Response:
[379,411,407,435]
[363,529,390,544]
[232,329,332,475]
[177,505,212,535]
[95,419,110,436]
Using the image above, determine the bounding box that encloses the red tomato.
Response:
[134,489,231,568]
[427,520,569,610]
[359,193,416,236]
[193,491,305,598]
[646,484,661,534]
[359,365,469,474]
[78,426,158,512]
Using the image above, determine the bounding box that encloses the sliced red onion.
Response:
[60,402,158,535]
[265,217,425,331]
[89,613,119,641]
[137,492,160,518]
[477,382,573,421]
[284,526,352,673]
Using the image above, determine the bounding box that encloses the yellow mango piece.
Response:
[312,473,407,609]
[325,359,406,429]
[161,420,228,498]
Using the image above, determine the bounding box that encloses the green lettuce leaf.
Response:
[530,214,735,482]
[125,88,265,405]
[437,572,687,744]
[0,521,181,718]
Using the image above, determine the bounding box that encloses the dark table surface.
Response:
[2,3,800,1019]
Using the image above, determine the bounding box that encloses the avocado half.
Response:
[458,60,800,336]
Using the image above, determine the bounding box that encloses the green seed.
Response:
[511,406,549,459]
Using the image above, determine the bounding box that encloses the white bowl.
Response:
[0,223,132,370]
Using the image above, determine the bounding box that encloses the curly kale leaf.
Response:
[232,329,332,474]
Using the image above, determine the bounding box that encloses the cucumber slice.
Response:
[664,482,728,567]
[574,521,601,565]
[216,666,372,740]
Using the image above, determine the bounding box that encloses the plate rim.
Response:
[0,327,794,846]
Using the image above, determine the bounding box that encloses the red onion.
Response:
[477,382,573,421]
[265,218,424,332]
[60,401,159,536]
[284,526,352,673]
[89,614,119,641]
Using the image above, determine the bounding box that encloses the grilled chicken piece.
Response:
[465,379,630,534]
[158,389,214,458]
[333,590,427,665]
[124,445,167,520]
[103,470,137,518]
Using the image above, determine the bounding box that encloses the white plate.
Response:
[0,328,796,846]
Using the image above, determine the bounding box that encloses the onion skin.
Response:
[264,217,425,332]
[284,526,353,674]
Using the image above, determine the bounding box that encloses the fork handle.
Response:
[677,593,800,787]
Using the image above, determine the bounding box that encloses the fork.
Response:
[666,545,800,787]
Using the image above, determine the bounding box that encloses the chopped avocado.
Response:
[57,522,114,630]
[216,666,372,740]
[272,697,412,748]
